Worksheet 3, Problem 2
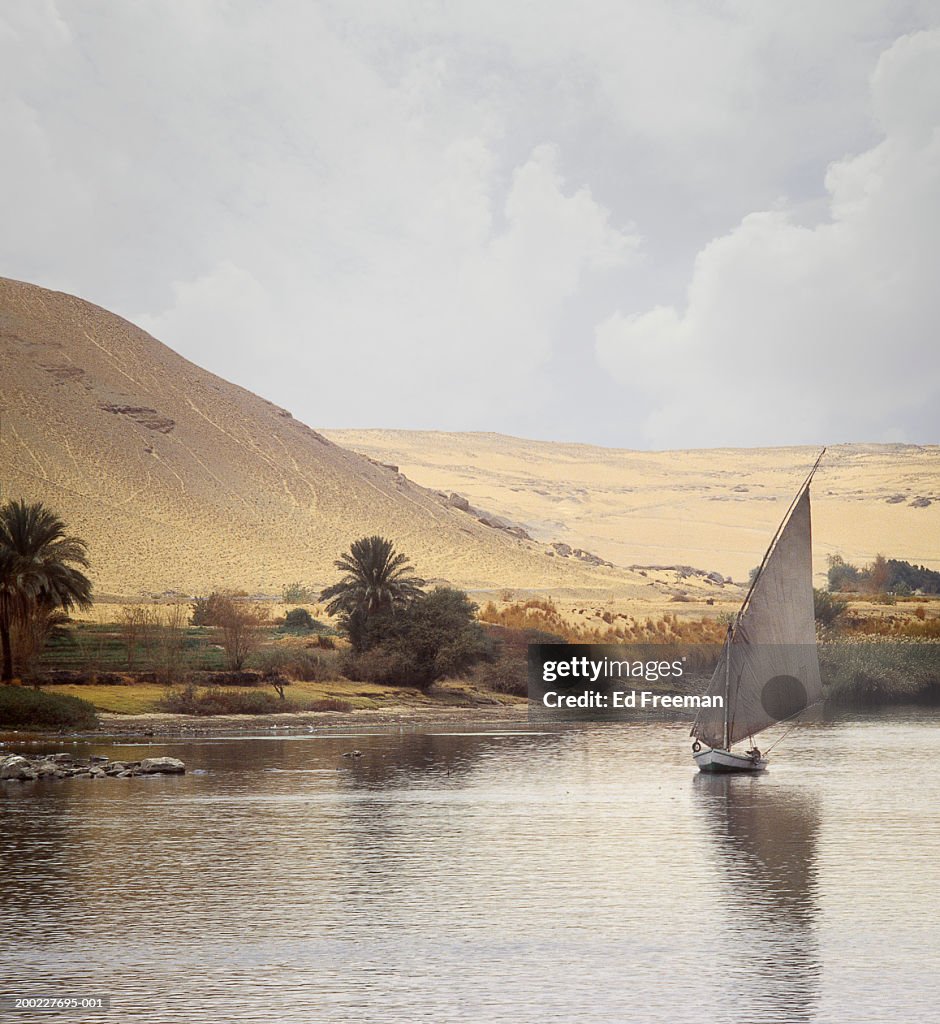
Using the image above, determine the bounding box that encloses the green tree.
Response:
[827,554,861,593]
[0,500,93,682]
[347,587,487,691]
[322,536,425,650]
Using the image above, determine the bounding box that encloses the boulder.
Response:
[139,757,186,775]
[1,755,37,781]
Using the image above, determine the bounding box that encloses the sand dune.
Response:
[1,277,676,598]
[325,430,940,584]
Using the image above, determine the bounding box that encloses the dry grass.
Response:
[478,597,726,644]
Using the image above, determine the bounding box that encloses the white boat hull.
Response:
[693,747,768,773]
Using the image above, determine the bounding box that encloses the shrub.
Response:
[158,685,298,715]
[308,697,353,712]
[343,587,487,691]
[827,554,862,593]
[0,686,98,730]
[191,592,232,627]
[473,625,565,697]
[291,651,340,681]
[340,647,404,686]
[254,647,341,682]
[281,582,318,604]
[814,588,849,629]
[280,608,333,634]
[473,658,528,696]
[198,670,262,686]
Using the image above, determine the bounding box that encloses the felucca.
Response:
[691,450,826,772]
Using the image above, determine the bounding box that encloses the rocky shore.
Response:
[0,752,186,782]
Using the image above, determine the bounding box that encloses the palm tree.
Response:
[0,500,93,682]
[321,536,424,647]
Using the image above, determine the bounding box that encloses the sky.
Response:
[2,0,939,449]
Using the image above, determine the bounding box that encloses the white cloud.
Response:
[1,2,938,444]
[141,143,638,426]
[596,28,940,448]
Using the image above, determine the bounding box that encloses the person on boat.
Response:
[747,746,762,763]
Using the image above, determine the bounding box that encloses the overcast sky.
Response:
[2,1,939,448]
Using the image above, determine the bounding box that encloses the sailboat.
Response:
[691,450,825,772]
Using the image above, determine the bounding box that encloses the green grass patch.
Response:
[821,641,940,703]
[0,685,99,731]
[45,683,168,714]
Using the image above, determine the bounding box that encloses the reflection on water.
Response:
[693,774,821,1022]
[2,712,940,1023]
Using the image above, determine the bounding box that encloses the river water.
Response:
[2,709,939,1023]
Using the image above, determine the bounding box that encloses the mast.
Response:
[722,628,731,750]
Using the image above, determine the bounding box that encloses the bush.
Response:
[343,587,487,691]
[280,608,335,634]
[197,670,262,687]
[291,651,339,681]
[281,582,318,604]
[473,658,528,696]
[0,686,98,730]
[191,592,232,627]
[308,697,353,712]
[282,607,317,632]
[340,648,406,686]
[254,647,341,682]
[157,685,299,715]
[814,588,849,629]
[472,625,565,697]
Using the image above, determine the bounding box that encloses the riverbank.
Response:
[92,703,532,737]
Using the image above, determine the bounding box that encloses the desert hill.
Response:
[0,277,683,599]
[324,430,940,585]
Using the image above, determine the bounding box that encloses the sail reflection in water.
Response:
[693,775,821,1022]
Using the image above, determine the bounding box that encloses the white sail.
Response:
[692,481,822,750]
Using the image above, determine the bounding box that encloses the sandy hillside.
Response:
[0,277,699,599]
[324,430,940,585]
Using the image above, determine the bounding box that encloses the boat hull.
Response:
[693,747,768,773]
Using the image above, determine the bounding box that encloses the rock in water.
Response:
[1,755,37,781]
[139,757,186,775]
